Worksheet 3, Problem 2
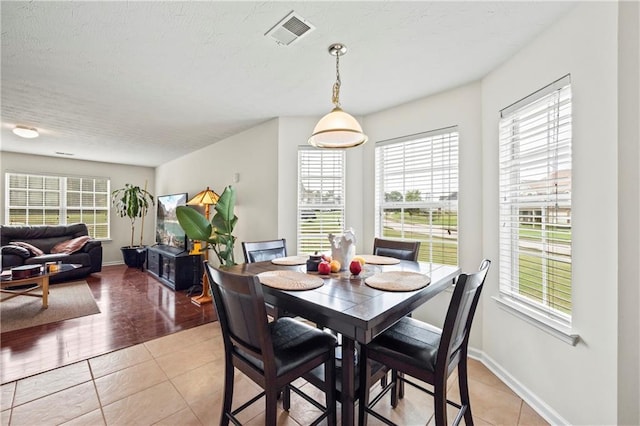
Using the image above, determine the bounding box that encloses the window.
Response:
[375,127,459,265]
[498,75,572,327]
[297,148,345,254]
[5,173,110,239]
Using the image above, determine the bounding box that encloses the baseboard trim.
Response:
[467,347,568,425]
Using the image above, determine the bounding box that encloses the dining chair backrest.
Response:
[205,262,275,367]
[373,238,420,261]
[205,261,338,425]
[358,259,492,425]
[242,239,287,263]
[438,259,491,376]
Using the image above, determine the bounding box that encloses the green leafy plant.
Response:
[176,185,237,266]
[111,183,155,247]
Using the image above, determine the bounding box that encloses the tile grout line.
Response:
[516,398,524,426]
[161,372,200,425]
[87,359,109,426]
[7,381,16,426]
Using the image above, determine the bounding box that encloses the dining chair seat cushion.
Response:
[247,247,287,263]
[367,316,441,373]
[238,317,337,376]
[373,247,416,261]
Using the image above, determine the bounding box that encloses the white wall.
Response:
[361,82,484,344]
[155,119,279,264]
[481,3,619,424]
[277,116,316,252]
[0,151,155,265]
[617,1,640,424]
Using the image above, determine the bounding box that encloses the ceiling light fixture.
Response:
[13,125,39,139]
[308,43,367,149]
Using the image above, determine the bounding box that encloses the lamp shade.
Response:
[187,187,220,206]
[308,107,368,149]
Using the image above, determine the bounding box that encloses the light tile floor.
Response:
[0,322,549,425]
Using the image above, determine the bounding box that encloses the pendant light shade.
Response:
[308,43,367,149]
[309,107,367,149]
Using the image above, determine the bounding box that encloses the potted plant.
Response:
[111,182,154,267]
[176,185,237,267]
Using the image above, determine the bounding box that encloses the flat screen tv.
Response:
[156,193,188,250]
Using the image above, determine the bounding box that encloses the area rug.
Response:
[1,280,100,333]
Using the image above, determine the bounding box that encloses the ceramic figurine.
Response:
[328,228,356,271]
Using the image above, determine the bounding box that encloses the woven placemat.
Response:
[365,271,430,292]
[258,270,324,291]
[358,254,401,265]
[271,256,307,266]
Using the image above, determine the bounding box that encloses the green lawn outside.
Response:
[519,224,571,242]
[381,209,458,265]
[515,223,572,314]
[299,210,345,253]
[384,211,458,227]
[517,253,572,314]
[382,227,458,265]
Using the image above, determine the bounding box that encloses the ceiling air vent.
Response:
[265,11,315,46]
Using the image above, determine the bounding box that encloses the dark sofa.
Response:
[1,223,102,283]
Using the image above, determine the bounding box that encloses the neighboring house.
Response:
[520,170,572,225]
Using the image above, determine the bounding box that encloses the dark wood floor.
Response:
[0,264,216,384]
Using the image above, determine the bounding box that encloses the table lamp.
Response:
[187,186,220,306]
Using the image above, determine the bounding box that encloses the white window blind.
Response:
[375,127,459,265]
[5,173,111,239]
[499,75,572,325]
[297,148,345,254]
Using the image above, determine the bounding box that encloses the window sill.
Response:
[492,296,579,346]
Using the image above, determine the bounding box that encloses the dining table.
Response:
[224,257,460,426]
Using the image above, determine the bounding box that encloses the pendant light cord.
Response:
[332,53,341,108]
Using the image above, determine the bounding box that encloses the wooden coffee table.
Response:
[1,270,50,308]
[0,264,81,308]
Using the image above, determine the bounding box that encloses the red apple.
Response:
[318,261,331,275]
[349,260,362,275]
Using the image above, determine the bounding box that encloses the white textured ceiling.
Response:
[1,1,574,167]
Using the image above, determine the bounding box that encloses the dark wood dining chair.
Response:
[373,238,421,261]
[242,238,288,319]
[242,238,287,263]
[358,259,491,426]
[205,262,338,426]
[373,238,421,392]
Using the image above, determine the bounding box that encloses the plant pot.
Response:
[121,246,147,268]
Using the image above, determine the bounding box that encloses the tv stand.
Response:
[146,245,202,291]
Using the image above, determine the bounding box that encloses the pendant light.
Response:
[308,43,367,149]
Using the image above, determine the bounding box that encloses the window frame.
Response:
[296,147,346,254]
[374,126,459,266]
[5,172,111,239]
[496,74,577,345]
